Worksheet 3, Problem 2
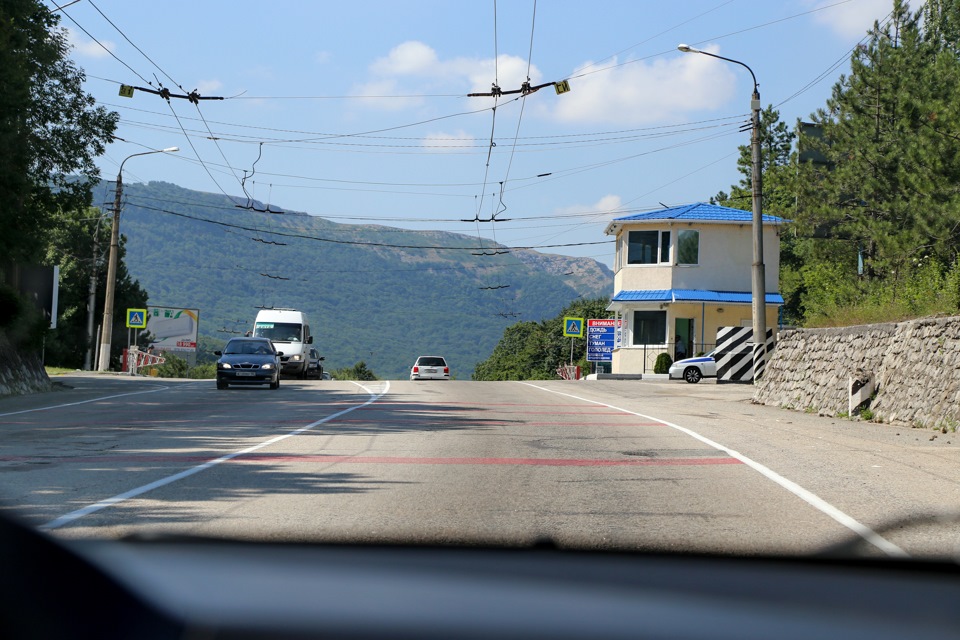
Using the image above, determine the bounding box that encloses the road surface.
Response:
[1,373,959,557]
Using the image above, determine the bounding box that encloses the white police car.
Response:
[668,351,717,384]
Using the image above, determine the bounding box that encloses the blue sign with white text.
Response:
[587,319,616,362]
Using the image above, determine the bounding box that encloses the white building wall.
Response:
[613,222,780,293]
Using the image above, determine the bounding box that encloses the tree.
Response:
[711,105,803,321]
[779,0,960,324]
[41,207,149,369]
[473,298,611,381]
[0,0,118,263]
[796,1,960,285]
[712,104,796,216]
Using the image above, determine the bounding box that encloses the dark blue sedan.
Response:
[215,338,282,390]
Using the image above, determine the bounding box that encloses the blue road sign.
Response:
[587,319,616,362]
[126,308,147,329]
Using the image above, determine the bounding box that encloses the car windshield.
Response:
[253,323,302,342]
[5,0,960,573]
[224,340,274,355]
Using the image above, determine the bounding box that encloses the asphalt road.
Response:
[2,373,959,557]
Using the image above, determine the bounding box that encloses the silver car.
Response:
[410,355,450,380]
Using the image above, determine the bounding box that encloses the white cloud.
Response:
[547,48,738,126]
[369,40,542,95]
[556,195,625,218]
[350,78,425,110]
[194,79,223,95]
[811,0,896,39]
[421,129,475,152]
[314,51,332,65]
[372,41,440,75]
[66,27,114,58]
[458,54,537,95]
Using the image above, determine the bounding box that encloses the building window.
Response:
[677,229,699,265]
[631,310,666,345]
[627,230,670,265]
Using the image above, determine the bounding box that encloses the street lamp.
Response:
[97,146,179,372]
[677,44,767,380]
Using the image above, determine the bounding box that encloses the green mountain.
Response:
[91,181,613,378]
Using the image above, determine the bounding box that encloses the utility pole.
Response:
[83,216,101,370]
[748,79,766,381]
[97,147,178,371]
[678,44,767,380]
[96,173,122,372]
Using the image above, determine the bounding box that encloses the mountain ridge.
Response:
[92,180,613,378]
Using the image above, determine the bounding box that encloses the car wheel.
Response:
[683,367,702,384]
[270,378,280,390]
[217,380,227,390]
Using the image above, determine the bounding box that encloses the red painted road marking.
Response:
[0,454,738,467]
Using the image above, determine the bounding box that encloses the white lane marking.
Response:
[0,385,174,418]
[520,382,908,558]
[41,380,391,530]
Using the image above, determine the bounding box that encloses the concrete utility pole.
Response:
[83,215,102,371]
[677,44,767,380]
[97,147,178,372]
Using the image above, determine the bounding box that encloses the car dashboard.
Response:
[2,515,960,639]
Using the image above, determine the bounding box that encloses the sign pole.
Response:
[562,317,585,378]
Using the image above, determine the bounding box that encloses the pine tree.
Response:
[796,1,931,283]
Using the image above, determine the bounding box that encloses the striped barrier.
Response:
[715,326,775,384]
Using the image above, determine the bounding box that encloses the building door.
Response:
[675,318,693,359]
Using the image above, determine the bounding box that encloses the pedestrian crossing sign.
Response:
[126,308,148,329]
[563,317,584,337]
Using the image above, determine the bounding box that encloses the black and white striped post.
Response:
[716,326,775,384]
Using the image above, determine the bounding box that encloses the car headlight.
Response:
[290,354,302,361]
[261,363,274,370]
[219,362,232,369]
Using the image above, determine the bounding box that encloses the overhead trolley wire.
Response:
[131,202,614,251]
[55,3,152,85]
[86,0,182,91]
[101,97,745,144]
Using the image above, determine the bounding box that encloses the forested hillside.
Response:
[92,181,613,378]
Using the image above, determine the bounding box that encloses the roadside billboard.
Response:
[146,307,200,365]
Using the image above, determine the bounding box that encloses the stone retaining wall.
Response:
[0,332,52,396]
[754,316,960,428]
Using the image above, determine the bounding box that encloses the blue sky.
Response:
[54,0,894,268]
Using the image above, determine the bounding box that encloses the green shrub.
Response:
[187,362,216,379]
[154,352,189,378]
[654,353,673,374]
[331,361,378,380]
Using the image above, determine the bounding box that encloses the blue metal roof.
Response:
[611,289,785,304]
[613,202,785,224]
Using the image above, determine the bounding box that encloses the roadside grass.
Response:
[44,366,75,376]
[804,300,949,328]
